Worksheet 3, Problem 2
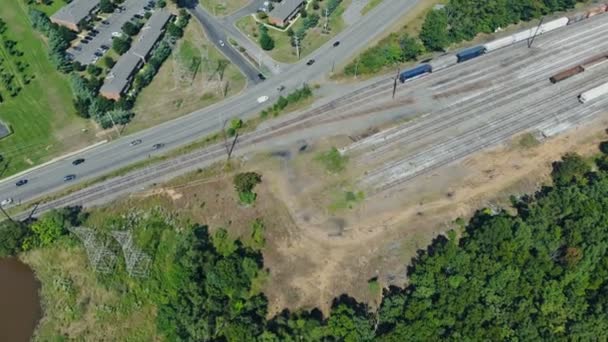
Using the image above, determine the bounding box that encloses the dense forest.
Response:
[4,148,608,339]
[345,0,584,75]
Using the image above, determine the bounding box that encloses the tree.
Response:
[551,152,590,185]
[419,9,450,51]
[212,228,237,257]
[233,172,262,204]
[0,220,28,257]
[399,34,423,61]
[300,7,308,18]
[259,30,275,51]
[122,21,140,36]
[100,0,114,13]
[112,36,131,55]
[103,56,115,68]
[86,64,102,76]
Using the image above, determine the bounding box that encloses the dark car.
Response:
[130,139,143,146]
[94,52,103,57]
[152,143,165,150]
[15,179,28,187]
[257,73,266,80]
[64,174,76,182]
[91,29,99,34]
[81,40,89,44]
[134,14,143,19]
[333,41,340,47]
[72,158,85,166]
[306,59,315,66]
[100,44,109,50]
[101,20,110,25]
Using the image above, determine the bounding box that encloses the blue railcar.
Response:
[399,64,432,83]
[456,46,486,63]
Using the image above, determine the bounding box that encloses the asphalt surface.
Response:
[189,4,264,83]
[67,0,149,65]
[0,0,422,208]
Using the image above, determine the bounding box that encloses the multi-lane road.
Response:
[0,0,422,207]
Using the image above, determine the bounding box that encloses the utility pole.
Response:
[393,67,400,99]
[294,35,300,60]
[106,112,121,138]
[528,17,544,48]
[0,204,14,223]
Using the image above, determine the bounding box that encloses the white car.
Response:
[219,40,225,47]
[1,198,13,207]
[257,95,269,103]
[111,31,122,38]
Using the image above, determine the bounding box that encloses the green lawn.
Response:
[199,0,250,16]
[0,1,96,178]
[129,20,246,133]
[33,0,67,16]
[361,0,383,15]
[236,1,350,64]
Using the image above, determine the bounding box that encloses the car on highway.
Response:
[219,40,225,47]
[333,41,340,47]
[306,59,315,66]
[15,179,28,187]
[72,158,86,166]
[130,139,143,146]
[152,143,165,150]
[63,174,76,182]
[0,198,12,207]
[257,95,269,103]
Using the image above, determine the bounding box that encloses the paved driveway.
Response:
[67,0,150,65]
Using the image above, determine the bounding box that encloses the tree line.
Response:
[345,0,584,76]
[5,141,608,339]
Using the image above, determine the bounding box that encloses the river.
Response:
[0,258,41,342]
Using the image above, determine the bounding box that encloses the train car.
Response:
[399,64,432,83]
[549,66,584,84]
[579,82,608,103]
[456,46,486,63]
[539,17,569,33]
[483,35,515,52]
[428,54,458,72]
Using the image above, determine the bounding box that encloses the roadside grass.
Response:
[328,189,364,213]
[517,133,541,149]
[199,0,250,16]
[236,0,350,63]
[128,20,246,134]
[334,0,445,79]
[361,0,383,16]
[315,147,348,173]
[0,1,97,178]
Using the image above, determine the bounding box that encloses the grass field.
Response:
[129,20,246,133]
[199,0,250,16]
[361,0,383,15]
[236,1,349,63]
[0,1,97,178]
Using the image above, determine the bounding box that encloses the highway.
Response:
[341,13,608,194]
[0,0,422,207]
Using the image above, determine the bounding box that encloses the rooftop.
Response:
[269,0,304,21]
[100,11,173,97]
[51,0,100,26]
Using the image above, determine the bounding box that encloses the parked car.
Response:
[72,158,85,166]
[91,29,99,34]
[111,31,122,38]
[306,59,315,66]
[15,179,28,187]
[257,73,266,80]
[277,85,285,92]
[134,14,143,19]
[63,174,76,182]
[0,198,12,207]
[74,45,82,51]
[152,143,165,150]
[100,44,109,50]
[130,139,143,146]
[333,41,340,47]
[257,95,269,103]
[81,40,89,44]
[101,20,110,25]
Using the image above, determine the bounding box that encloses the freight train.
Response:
[399,4,608,84]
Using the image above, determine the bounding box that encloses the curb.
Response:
[0,140,108,184]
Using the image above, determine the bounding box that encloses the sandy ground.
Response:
[115,106,608,316]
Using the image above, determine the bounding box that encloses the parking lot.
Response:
[67,0,154,65]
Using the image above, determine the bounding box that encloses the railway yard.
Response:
[12,11,608,219]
